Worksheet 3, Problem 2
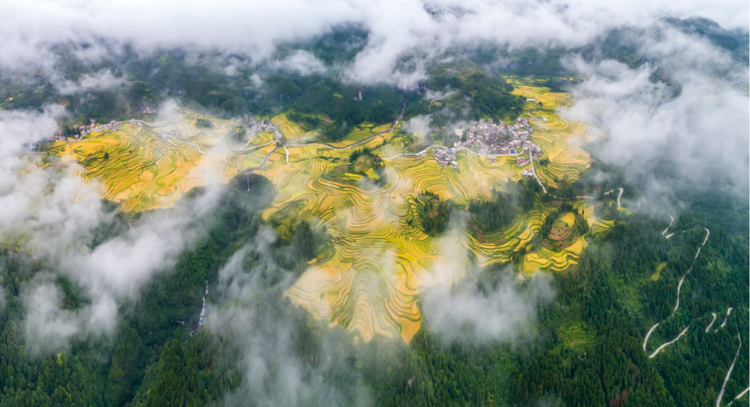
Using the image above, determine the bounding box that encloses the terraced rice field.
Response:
[54,84,596,344]
[50,108,278,211]
[575,200,615,236]
[271,114,309,140]
[507,78,593,187]
[528,212,587,273]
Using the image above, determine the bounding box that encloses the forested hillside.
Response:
[0,14,747,406]
[0,158,746,406]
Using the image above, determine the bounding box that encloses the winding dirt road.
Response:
[706,313,718,332]
[719,307,733,330]
[673,269,690,316]
[644,323,660,351]
[671,228,710,316]
[529,149,547,193]
[649,325,690,359]
[252,146,279,171]
[728,387,750,405]
[717,333,742,406]
[287,103,406,152]
[384,144,443,160]
[161,127,274,156]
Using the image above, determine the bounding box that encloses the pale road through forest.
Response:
[649,326,690,358]
[705,313,717,332]
[717,333,742,407]
[643,323,660,351]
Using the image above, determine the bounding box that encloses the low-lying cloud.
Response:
[0,104,227,354]
[53,69,127,95]
[416,213,556,345]
[422,270,555,344]
[207,227,373,407]
[564,56,749,193]
[1,0,747,84]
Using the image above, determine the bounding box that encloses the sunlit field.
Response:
[53,84,597,343]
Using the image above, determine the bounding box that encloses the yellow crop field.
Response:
[52,83,596,344]
[507,78,593,187]
[272,114,308,140]
[560,212,576,228]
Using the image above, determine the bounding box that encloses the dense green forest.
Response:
[346,148,388,186]
[1,160,748,406]
[408,191,454,236]
[0,18,748,406]
[0,32,525,137]
[468,187,519,233]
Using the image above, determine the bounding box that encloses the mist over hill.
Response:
[0,1,748,406]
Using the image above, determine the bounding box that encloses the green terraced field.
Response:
[53,84,597,344]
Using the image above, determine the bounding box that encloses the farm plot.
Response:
[52,82,595,344]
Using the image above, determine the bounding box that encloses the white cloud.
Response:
[401,114,432,142]
[412,213,556,345]
[53,69,127,95]
[0,105,106,245]
[563,53,749,192]
[0,104,227,353]
[207,226,373,406]
[23,282,81,356]
[271,50,327,75]
[422,270,555,344]
[0,0,746,83]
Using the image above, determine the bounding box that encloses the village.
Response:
[48,119,123,143]
[427,117,543,177]
[234,113,283,141]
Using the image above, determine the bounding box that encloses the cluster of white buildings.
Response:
[51,131,66,142]
[459,117,540,157]
[233,114,281,140]
[47,119,124,143]
[72,120,121,139]
[233,113,257,138]
[260,119,283,141]
[433,146,459,170]
[428,116,543,173]
[233,113,257,128]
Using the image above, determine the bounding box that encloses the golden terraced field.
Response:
[52,83,597,344]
